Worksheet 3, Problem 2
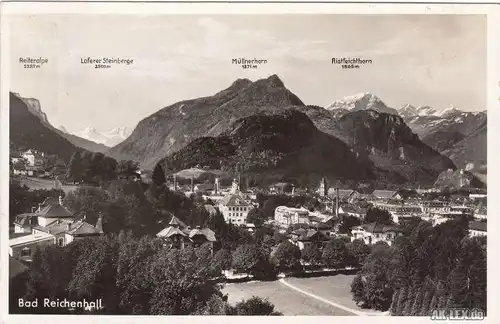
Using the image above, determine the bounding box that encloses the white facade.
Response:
[218,195,253,224]
[351,226,399,246]
[274,206,311,227]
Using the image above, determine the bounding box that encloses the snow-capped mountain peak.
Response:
[435,106,460,118]
[399,104,438,119]
[326,92,399,115]
[73,126,131,147]
[104,126,130,138]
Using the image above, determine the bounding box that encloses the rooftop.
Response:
[9,232,54,247]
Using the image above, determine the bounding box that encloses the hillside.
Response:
[11,93,109,153]
[9,92,82,161]
[434,169,485,189]
[159,110,376,186]
[442,123,487,173]
[422,130,466,152]
[108,75,304,169]
[331,110,456,184]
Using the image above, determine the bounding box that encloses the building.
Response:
[289,228,330,250]
[33,217,104,247]
[373,203,423,223]
[22,149,45,167]
[371,190,402,201]
[327,189,360,203]
[156,215,216,250]
[468,221,486,237]
[194,183,215,194]
[217,179,253,224]
[420,201,450,214]
[351,222,403,246]
[317,177,329,197]
[274,206,310,227]
[9,232,55,262]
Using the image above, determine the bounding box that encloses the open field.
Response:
[223,279,355,316]
[222,274,385,316]
[285,275,384,315]
[18,177,78,193]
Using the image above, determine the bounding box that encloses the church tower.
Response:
[317,177,329,197]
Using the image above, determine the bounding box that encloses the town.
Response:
[8,147,487,316]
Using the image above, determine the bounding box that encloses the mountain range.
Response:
[109,75,462,186]
[10,75,486,187]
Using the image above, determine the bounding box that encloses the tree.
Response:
[66,151,83,183]
[246,208,266,227]
[63,186,109,225]
[272,241,302,272]
[419,288,435,316]
[116,160,140,177]
[351,274,366,307]
[394,286,408,316]
[448,237,486,311]
[410,289,424,316]
[347,239,371,266]
[364,207,393,225]
[301,244,322,266]
[353,242,394,311]
[232,244,263,275]
[231,297,282,315]
[402,287,415,315]
[68,237,120,312]
[152,163,166,186]
[322,238,349,269]
[389,236,417,289]
[389,289,400,315]
[213,249,232,271]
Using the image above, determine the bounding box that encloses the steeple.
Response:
[318,177,329,197]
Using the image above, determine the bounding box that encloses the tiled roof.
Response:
[38,204,73,218]
[67,221,104,236]
[14,213,38,226]
[469,221,487,232]
[296,229,329,242]
[328,189,357,199]
[372,190,398,199]
[218,194,250,207]
[157,226,187,238]
[34,219,74,235]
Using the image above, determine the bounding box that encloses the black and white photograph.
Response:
[1,2,493,320]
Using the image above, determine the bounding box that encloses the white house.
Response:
[22,149,44,167]
[274,206,310,227]
[351,222,403,246]
[218,193,253,224]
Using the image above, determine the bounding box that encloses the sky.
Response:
[8,14,486,133]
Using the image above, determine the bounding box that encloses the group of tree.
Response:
[363,207,393,225]
[218,236,373,279]
[351,217,486,315]
[66,151,139,185]
[10,233,281,315]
